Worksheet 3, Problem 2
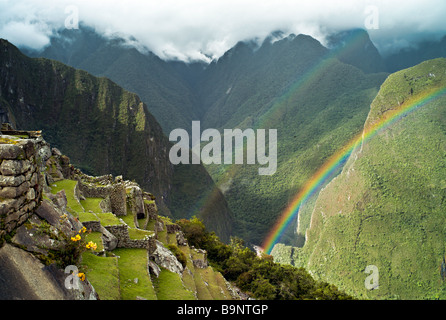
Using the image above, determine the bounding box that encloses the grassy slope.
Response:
[297,58,446,299]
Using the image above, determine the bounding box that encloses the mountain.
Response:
[293,58,446,299]
[325,28,387,74]
[194,33,389,245]
[384,35,446,73]
[25,28,389,246]
[24,27,203,135]
[0,39,233,242]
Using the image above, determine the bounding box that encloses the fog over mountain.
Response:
[1,0,446,62]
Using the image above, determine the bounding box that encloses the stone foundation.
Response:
[0,135,43,237]
[105,224,154,250]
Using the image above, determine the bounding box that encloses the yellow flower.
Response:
[78,273,85,281]
[71,234,81,242]
[86,241,97,250]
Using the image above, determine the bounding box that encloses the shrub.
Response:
[167,244,187,268]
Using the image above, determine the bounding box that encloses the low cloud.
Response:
[1,0,445,61]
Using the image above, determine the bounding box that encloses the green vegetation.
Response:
[296,58,446,299]
[113,248,157,300]
[96,212,123,226]
[128,227,154,240]
[47,176,237,300]
[152,268,196,300]
[196,37,388,245]
[85,232,104,252]
[81,252,120,300]
[177,217,352,300]
[167,244,187,268]
[50,180,84,215]
[80,197,103,213]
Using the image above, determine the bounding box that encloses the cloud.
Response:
[1,0,446,61]
[0,21,51,50]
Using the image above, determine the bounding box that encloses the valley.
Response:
[1,19,445,300]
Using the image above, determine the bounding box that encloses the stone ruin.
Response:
[0,124,207,299]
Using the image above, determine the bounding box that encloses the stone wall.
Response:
[0,135,43,238]
[105,224,154,250]
[76,178,127,216]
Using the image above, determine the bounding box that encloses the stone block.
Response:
[0,198,15,215]
[0,144,24,160]
[19,140,36,158]
[0,174,25,187]
[0,181,30,199]
[0,159,31,176]
[25,188,35,201]
[29,172,38,186]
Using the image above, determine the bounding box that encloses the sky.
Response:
[0,0,445,62]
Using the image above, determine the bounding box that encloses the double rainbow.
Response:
[261,85,446,254]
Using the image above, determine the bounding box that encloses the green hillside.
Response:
[29,27,203,135]
[198,35,388,245]
[295,58,446,299]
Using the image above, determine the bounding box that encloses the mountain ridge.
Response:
[0,39,234,242]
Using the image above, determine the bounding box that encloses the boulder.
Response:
[100,225,118,251]
[148,259,161,278]
[176,231,187,246]
[150,240,183,275]
[0,243,97,300]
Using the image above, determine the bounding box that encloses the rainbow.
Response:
[261,85,446,254]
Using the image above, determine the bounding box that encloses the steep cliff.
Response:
[296,58,446,299]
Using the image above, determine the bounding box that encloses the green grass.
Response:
[96,212,124,226]
[192,268,214,300]
[120,213,136,228]
[145,219,156,231]
[196,267,227,300]
[50,179,84,214]
[80,197,103,213]
[81,252,120,300]
[128,227,154,240]
[152,268,196,300]
[78,211,99,223]
[84,231,104,252]
[157,229,168,245]
[113,248,157,300]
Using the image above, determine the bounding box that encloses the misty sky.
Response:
[0,0,445,62]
